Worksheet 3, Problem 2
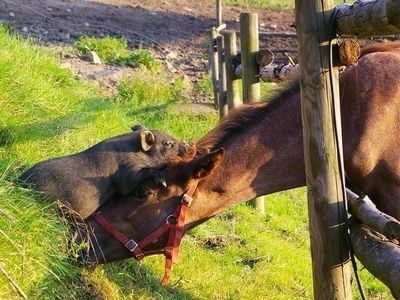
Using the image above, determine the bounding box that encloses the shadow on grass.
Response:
[101,260,199,300]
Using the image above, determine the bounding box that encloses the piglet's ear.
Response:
[131,124,146,131]
[191,148,224,179]
[140,130,155,152]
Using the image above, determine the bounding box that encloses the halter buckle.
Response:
[181,194,193,206]
[125,239,138,252]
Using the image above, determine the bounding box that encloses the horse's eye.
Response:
[134,186,153,200]
[163,140,174,149]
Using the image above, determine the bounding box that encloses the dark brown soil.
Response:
[0,0,296,76]
[0,0,298,105]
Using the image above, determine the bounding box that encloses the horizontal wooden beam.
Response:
[350,220,400,298]
[346,189,400,239]
[336,0,400,37]
[269,48,298,53]
[234,64,299,82]
[259,31,297,38]
[236,31,297,38]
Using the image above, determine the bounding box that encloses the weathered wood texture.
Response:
[256,49,274,67]
[240,13,260,103]
[346,189,400,240]
[269,48,298,53]
[223,30,242,110]
[260,64,299,82]
[259,31,297,37]
[350,220,400,299]
[336,0,400,37]
[217,35,228,120]
[216,0,223,27]
[239,13,264,214]
[235,64,299,82]
[338,39,360,66]
[295,0,352,299]
[207,27,220,110]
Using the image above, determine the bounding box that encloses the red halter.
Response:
[92,180,199,285]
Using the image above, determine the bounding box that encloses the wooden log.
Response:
[346,189,400,240]
[350,219,400,299]
[223,30,242,110]
[207,27,220,109]
[240,12,265,214]
[336,0,400,37]
[338,39,360,66]
[235,63,299,82]
[216,0,223,27]
[259,31,297,37]
[215,23,227,33]
[256,49,274,67]
[259,64,299,82]
[216,35,228,120]
[295,0,352,298]
[269,48,298,53]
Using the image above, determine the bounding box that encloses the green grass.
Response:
[76,36,159,70]
[193,75,214,100]
[0,26,392,299]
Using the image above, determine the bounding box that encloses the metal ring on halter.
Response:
[166,215,177,225]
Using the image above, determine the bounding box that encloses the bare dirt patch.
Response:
[0,0,296,102]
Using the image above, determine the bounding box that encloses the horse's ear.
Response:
[191,148,224,179]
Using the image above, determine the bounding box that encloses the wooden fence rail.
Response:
[336,0,400,37]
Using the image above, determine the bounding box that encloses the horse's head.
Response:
[74,148,224,266]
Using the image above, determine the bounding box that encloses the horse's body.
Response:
[78,43,400,264]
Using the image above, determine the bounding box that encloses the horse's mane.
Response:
[197,81,300,151]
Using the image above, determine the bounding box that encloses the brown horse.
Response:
[76,43,400,267]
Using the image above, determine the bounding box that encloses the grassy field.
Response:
[0,27,391,299]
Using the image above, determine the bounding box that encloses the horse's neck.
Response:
[188,95,306,225]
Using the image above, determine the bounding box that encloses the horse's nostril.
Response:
[180,143,193,155]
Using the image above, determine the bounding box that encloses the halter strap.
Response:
[92,180,199,285]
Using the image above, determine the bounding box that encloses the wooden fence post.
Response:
[216,35,228,119]
[207,27,220,109]
[295,0,352,299]
[240,13,260,102]
[216,0,223,27]
[223,30,241,110]
[240,12,264,214]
